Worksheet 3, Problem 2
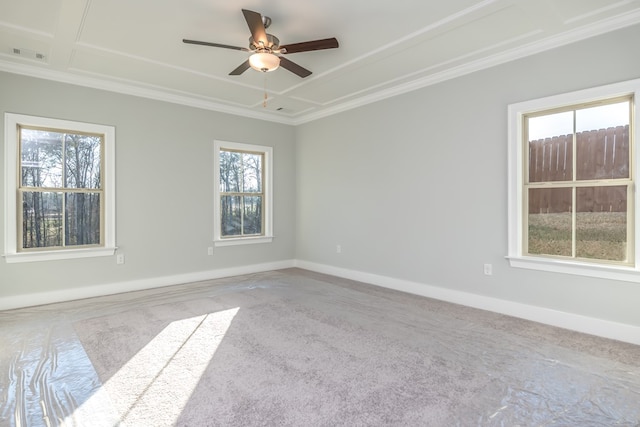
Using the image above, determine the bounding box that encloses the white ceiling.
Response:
[2,0,640,125]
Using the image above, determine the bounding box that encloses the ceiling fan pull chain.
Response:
[263,74,268,108]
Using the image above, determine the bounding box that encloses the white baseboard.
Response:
[294,260,640,346]
[3,258,638,345]
[0,260,295,311]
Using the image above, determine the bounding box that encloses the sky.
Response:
[528,101,630,141]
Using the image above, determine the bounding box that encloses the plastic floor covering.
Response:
[1,268,639,426]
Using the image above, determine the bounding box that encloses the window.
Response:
[4,114,116,263]
[508,78,640,281]
[213,140,272,246]
[526,98,632,262]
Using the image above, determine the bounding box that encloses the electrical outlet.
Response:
[336,244,342,254]
[117,253,125,265]
[207,247,214,256]
[483,263,492,276]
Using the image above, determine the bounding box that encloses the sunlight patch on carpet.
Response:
[70,307,239,425]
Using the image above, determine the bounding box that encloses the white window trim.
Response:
[3,113,116,263]
[213,140,273,247]
[507,78,640,282]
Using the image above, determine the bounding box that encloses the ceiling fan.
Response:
[183,9,339,78]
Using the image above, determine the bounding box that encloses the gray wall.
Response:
[0,73,297,298]
[3,24,640,329]
[295,24,640,327]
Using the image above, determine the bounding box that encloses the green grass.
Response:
[528,212,626,261]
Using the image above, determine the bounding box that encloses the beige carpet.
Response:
[72,269,640,426]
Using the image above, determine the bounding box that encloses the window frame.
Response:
[507,78,640,282]
[213,140,273,247]
[4,113,116,263]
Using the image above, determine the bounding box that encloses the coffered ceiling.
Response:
[1,0,640,124]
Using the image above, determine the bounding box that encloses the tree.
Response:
[20,128,102,248]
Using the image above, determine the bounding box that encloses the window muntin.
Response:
[213,140,272,246]
[524,98,632,265]
[4,113,116,263]
[19,126,104,250]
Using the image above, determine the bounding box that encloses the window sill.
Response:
[506,255,640,283]
[3,247,117,263]
[214,236,273,247]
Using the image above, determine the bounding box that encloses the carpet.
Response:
[73,269,640,426]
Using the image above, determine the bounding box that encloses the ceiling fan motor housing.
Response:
[250,34,280,51]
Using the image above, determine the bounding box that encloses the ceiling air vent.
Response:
[11,47,46,61]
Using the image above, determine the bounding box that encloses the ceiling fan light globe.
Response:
[249,52,280,72]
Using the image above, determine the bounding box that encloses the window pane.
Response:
[243,196,262,235]
[242,153,262,192]
[528,188,572,256]
[220,151,241,192]
[221,195,242,236]
[65,193,101,246]
[21,129,63,188]
[527,112,573,183]
[22,191,63,248]
[65,134,102,189]
[576,186,627,261]
[576,102,630,180]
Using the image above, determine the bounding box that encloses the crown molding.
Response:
[291,9,640,125]
[0,59,296,125]
[2,8,640,126]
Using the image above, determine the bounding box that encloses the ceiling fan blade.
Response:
[242,9,269,47]
[280,38,339,54]
[229,60,251,75]
[183,39,249,51]
[279,57,312,78]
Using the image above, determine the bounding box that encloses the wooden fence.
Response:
[528,125,629,214]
